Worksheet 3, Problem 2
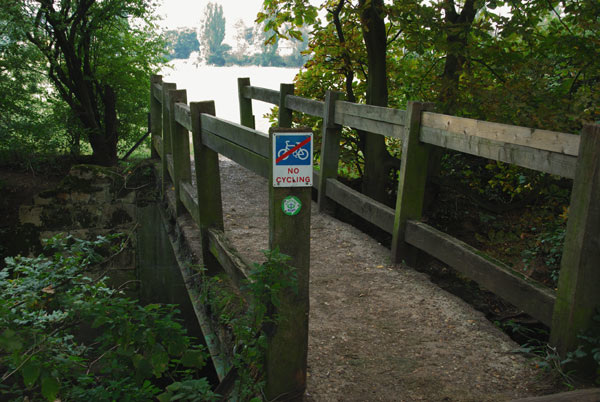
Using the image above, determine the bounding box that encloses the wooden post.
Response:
[161,82,177,196]
[266,127,311,400]
[190,101,225,275]
[150,75,162,158]
[318,90,343,213]
[167,89,191,216]
[391,101,434,265]
[278,83,294,128]
[238,77,255,129]
[551,124,600,359]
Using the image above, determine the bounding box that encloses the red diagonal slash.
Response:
[276,136,311,164]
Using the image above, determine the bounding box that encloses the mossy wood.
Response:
[207,228,252,293]
[174,102,192,131]
[551,124,600,356]
[278,83,294,129]
[180,181,199,224]
[405,221,556,325]
[391,101,434,265]
[237,77,255,129]
[318,90,343,213]
[160,82,176,196]
[190,101,225,276]
[201,130,269,178]
[326,178,395,233]
[266,127,312,400]
[149,75,162,158]
[167,89,191,216]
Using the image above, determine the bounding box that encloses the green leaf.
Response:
[91,316,108,328]
[180,349,205,368]
[0,329,23,352]
[41,375,60,401]
[21,360,41,388]
[151,344,169,376]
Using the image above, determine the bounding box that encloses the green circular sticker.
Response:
[282,196,302,216]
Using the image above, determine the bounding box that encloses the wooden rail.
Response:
[150,76,310,399]
[235,76,600,359]
[149,73,598,384]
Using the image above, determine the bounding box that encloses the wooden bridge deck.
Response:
[209,157,558,401]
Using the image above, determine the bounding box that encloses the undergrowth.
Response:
[0,234,218,401]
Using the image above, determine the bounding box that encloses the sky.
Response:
[155,0,265,32]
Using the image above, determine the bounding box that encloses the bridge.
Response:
[148,74,600,400]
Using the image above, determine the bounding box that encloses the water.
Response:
[160,61,301,133]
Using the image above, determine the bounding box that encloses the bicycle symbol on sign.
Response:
[277,140,310,161]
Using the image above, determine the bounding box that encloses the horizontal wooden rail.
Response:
[420,126,578,178]
[174,103,192,131]
[334,101,405,138]
[285,95,324,118]
[405,220,556,326]
[201,130,269,178]
[421,112,580,156]
[201,114,269,157]
[180,181,199,224]
[325,178,395,233]
[241,85,280,105]
[207,228,252,295]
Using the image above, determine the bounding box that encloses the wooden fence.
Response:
[149,75,310,400]
[150,71,600,393]
[236,77,600,358]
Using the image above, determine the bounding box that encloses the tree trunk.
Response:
[359,0,394,204]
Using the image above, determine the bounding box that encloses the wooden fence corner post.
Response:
[238,77,255,129]
[167,89,189,216]
[278,83,294,128]
[190,101,225,275]
[318,90,343,213]
[391,101,434,265]
[160,82,177,197]
[266,127,311,400]
[150,75,163,159]
[550,124,600,362]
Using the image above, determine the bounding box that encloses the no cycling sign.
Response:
[272,131,313,188]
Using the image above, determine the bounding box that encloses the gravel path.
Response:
[217,157,558,401]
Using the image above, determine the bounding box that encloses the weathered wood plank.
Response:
[243,86,280,105]
[266,127,312,400]
[166,154,174,180]
[551,124,600,357]
[160,82,176,196]
[285,95,324,118]
[152,135,163,157]
[334,109,403,138]
[201,130,269,178]
[405,220,556,326]
[174,102,192,131]
[168,89,191,216]
[150,75,162,159]
[325,178,395,233]
[180,181,199,224]
[318,90,343,212]
[152,82,162,102]
[336,101,406,125]
[420,126,578,179]
[201,114,269,157]
[278,83,294,128]
[421,112,580,156]
[392,102,434,264]
[238,77,255,129]
[207,228,252,291]
[191,101,225,277]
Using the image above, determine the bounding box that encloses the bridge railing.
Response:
[150,75,310,399]
[236,76,600,358]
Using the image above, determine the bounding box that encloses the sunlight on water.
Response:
[160,60,301,133]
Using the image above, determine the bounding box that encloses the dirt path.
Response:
[218,158,559,401]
